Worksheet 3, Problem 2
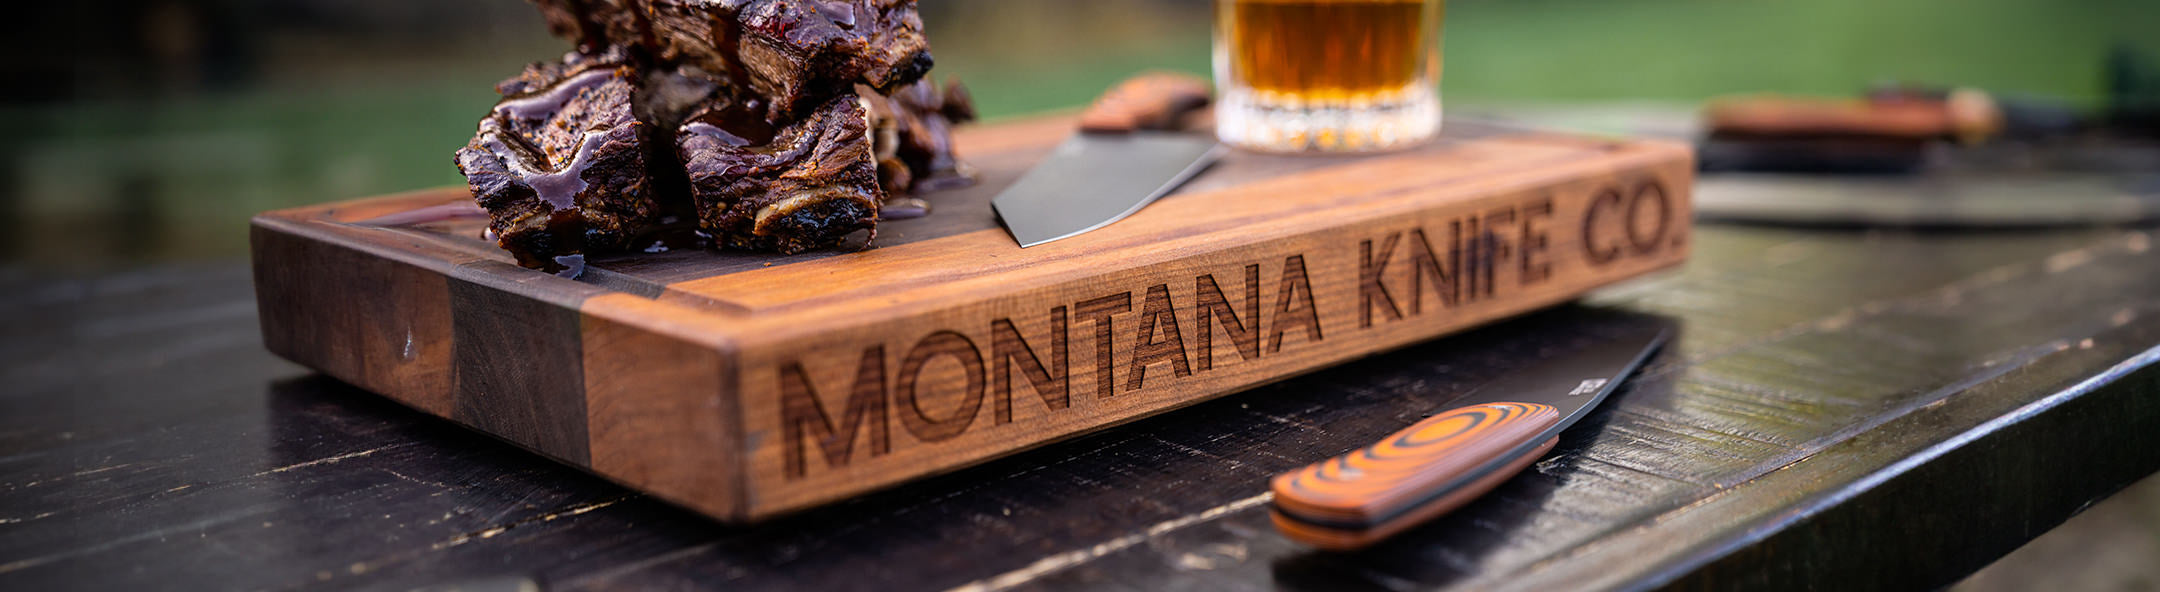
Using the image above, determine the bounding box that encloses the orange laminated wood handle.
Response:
[1077,72,1212,133]
[1270,402,1562,550]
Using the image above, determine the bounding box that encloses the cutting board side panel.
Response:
[252,220,461,417]
[251,215,747,511]
[579,302,745,519]
[251,216,597,464]
[725,142,1695,518]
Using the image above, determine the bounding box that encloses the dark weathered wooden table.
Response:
[6,196,2160,590]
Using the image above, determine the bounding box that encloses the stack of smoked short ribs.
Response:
[455,0,974,274]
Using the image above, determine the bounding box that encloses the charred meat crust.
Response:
[460,0,962,271]
[656,0,934,119]
[543,0,936,120]
[680,94,881,253]
[455,55,660,273]
[530,0,655,55]
[863,77,977,194]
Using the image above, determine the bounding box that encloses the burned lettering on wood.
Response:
[1520,197,1554,285]
[1626,181,1671,255]
[767,174,1687,481]
[773,254,1340,481]
[781,345,891,479]
[774,179,1687,483]
[1195,264,1262,371]
[1474,207,1516,301]
[1361,234,1404,329]
[1408,225,1460,315]
[1128,284,1193,391]
[895,331,985,443]
[1585,178,1676,266]
[990,308,1068,425]
[1270,254,1324,353]
[1583,187,1625,265]
[1075,292,1133,398]
[1357,181,1675,335]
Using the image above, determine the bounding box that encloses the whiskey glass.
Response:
[1213,0,1445,153]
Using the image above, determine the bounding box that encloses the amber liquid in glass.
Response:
[1215,0,1443,152]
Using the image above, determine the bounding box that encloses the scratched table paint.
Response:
[5,209,2160,590]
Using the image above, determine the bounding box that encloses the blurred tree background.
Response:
[2,0,2155,266]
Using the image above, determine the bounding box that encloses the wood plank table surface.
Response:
[7,169,2160,590]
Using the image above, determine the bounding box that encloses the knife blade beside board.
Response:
[1270,317,1674,550]
[992,73,1225,248]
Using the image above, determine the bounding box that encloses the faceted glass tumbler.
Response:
[1213,0,1445,153]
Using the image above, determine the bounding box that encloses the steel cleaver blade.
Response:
[991,132,1224,248]
[990,71,1222,248]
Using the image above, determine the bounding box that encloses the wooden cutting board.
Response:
[250,116,1694,522]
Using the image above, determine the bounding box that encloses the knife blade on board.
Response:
[1269,314,1675,550]
[992,73,1225,247]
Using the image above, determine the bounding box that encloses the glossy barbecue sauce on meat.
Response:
[816,2,857,29]
[458,0,960,271]
[684,100,779,147]
[494,67,618,123]
[491,67,623,211]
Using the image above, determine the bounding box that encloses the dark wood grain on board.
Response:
[447,273,591,465]
[7,153,2160,590]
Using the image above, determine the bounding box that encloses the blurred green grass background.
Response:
[3,0,2155,265]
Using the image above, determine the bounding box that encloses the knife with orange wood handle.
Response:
[1270,318,1672,550]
